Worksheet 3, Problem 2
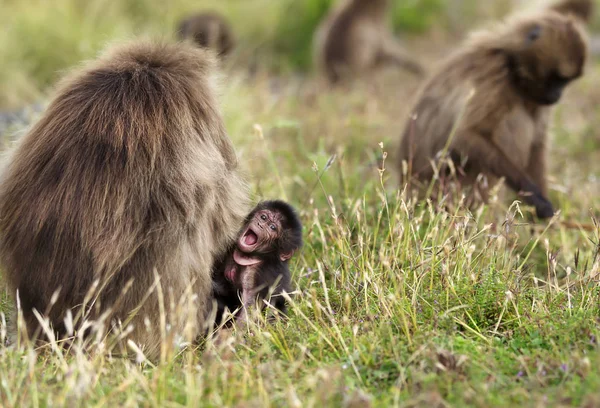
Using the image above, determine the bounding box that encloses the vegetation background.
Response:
[0,0,599,406]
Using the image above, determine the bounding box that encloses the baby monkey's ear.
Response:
[280,251,294,262]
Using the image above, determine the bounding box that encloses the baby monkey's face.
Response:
[224,209,286,285]
[237,209,284,255]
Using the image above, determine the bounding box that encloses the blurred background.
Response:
[1,0,599,109]
[0,0,598,212]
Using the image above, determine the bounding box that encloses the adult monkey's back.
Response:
[0,41,249,358]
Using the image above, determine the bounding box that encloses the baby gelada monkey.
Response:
[211,200,302,326]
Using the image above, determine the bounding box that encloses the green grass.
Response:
[2,0,600,407]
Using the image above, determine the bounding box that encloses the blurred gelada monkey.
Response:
[0,40,249,358]
[313,0,425,84]
[177,11,235,58]
[398,0,590,219]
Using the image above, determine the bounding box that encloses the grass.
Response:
[1,0,600,406]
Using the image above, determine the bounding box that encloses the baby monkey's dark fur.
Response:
[212,200,302,326]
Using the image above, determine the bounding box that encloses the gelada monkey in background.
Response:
[313,0,425,84]
[212,200,302,327]
[0,40,249,358]
[397,0,591,219]
[177,11,235,58]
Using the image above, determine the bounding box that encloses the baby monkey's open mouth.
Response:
[238,227,258,252]
[243,229,257,245]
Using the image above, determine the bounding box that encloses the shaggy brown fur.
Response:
[0,40,249,358]
[397,5,588,219]
[313,0,424,84]
[177,12,235,58]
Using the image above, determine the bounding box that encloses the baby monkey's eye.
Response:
[261,214,267,221]
[270,224,276,231]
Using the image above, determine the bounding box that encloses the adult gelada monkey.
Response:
[0,40,249,358]
[212,200,302,327]
[313,0,425,84]
[398,0,590,219]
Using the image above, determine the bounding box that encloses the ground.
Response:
[0,0,600,407]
